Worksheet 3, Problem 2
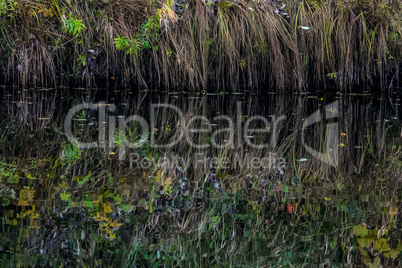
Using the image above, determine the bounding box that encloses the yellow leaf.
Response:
[103,202,113,213]
[156,169,162,184]
[164,176,172,192]
[17,200,29,206]
[60,192,71,201]
[93,212,103,221]
[30,213,40,219]
[109,220,123,228]
[389,206,398,215]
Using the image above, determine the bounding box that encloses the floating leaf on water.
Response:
[353,225,369,237]
[375,238,391,252]
[383,249,400,259]
[357,238,372,248]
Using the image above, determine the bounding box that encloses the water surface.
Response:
[0,89,401,267]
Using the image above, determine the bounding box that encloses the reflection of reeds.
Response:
[0,92,401,267]
[0,1,400,90]
[1,90,400,193]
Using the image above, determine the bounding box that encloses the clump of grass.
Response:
[0,0,400,91]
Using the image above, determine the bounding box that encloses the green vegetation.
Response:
[0,0,400,90]
[0,89,401,266]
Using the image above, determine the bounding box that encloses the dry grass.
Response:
[0,0,400,91]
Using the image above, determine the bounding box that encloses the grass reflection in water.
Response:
[0,89,401,267]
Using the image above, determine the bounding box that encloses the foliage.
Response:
[0,90,401,267]
[63,14,86,36]
[0,0,401,89]
[0,0,16,17]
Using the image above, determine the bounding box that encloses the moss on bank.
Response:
[0,0,401,91]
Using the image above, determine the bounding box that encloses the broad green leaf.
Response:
[353,224,369,237]
[383,249,400,259]
[357,238,372,248]
[375,238,391,252]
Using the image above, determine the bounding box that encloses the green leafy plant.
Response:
[0,0,16,17]
[114,35,142,55]
[218,1,233,10]
[142,40,151,50]
[141,14,160,32]
[61,144,83,165]
[114,35,131,51]
[327,72,337,79]
[63,14,87,36]
[77,55,86,67]
[127,38,142,55]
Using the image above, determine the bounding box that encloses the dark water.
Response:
[0,88,401,267]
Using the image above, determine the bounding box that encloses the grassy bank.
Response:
[0,0,401,90]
